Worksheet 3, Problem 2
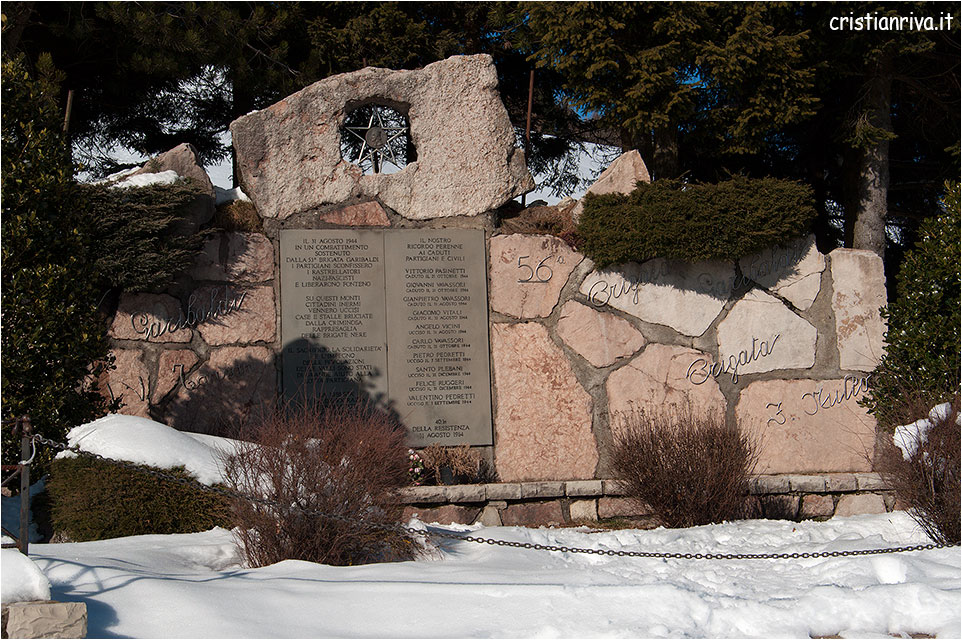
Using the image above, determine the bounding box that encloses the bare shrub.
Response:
[417,444,499,485]
[611,405,758,528]
[500,204,579,246]
[213,199,263,232]
[223,398,416,567]
[877,392,960,545]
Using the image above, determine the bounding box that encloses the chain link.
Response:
[34,435,956,561]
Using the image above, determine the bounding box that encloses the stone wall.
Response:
[104,230,278,434]
[104,55,888,506]
[396,472,895,527]
[486,233,886,482]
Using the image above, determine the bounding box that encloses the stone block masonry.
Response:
[2,600,87,639]
[489,228,886,481]
[393,474,897,528]
[104,59,889,505]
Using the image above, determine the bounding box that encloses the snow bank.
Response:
[1,540,51,604]
[60,414,233,485]
[27,512,959,638]
[214,185,251,205]
[109,169,181,190]
[893,402,957,460]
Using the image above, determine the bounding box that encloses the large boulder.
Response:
[231,55,534,220]
[132,142,215,230]
[571,150,651,221]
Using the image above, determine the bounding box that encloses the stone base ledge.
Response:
[2,600,87,639]
[396,473,894,527]
[396,473,889,504]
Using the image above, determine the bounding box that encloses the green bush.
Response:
[84,181,209,292]
[1,55,114,465]
[577,176,816,268]
[48,456,232,541]
[862,182,961,429]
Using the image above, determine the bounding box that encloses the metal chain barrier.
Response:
[32,434,956,560]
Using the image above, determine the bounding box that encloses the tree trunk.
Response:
[652,125,680,179]
[229,70,258,188]
[621,126,679,180]
[852,55,892,261]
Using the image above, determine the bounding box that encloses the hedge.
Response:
[48,457,232,541]
[576,176,816,268]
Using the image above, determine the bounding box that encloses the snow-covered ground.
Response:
[4,419,959,638]
[21,513,961,638]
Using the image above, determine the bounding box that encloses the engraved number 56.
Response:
[517,255,553,284]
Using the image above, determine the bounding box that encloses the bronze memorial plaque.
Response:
[280,228,492,446]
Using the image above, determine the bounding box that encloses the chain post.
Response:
[18,416,32,555]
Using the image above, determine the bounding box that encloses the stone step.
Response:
[2,601,87,639]
[396,473,888,504]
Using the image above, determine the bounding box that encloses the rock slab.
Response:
[557,301,646,368]
[191,232,275,283]
[834,493,887,517]
[736,378,876,474]
[500,501,564,526]
[491,323,597,481]
[3,601,87,639]
[318,201,391,227]
[581,258,733,337]
[607,344,727,436]
[830,249,887,371]
[163,346,276,433]
[231,54,533,220]
[101,349,150,417]
[571,150,651,221]
[739,235,824,310]
[194,284,276,345]
[489,235,582,318]
[716,289,817,378]
[109,293,191,343]
[132,142,214,229]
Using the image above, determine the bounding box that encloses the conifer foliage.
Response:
[576,177,816,268]
[1,55,114,464]
[862,182,962,428]
[83,181,208,293]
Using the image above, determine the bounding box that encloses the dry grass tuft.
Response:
[214,199,262,232]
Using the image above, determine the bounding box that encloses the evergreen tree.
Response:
[861,181,961,429]
[1,54,114,464]
[791,2,960,266]
[7,2,584,190]
[523,2,818,179]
